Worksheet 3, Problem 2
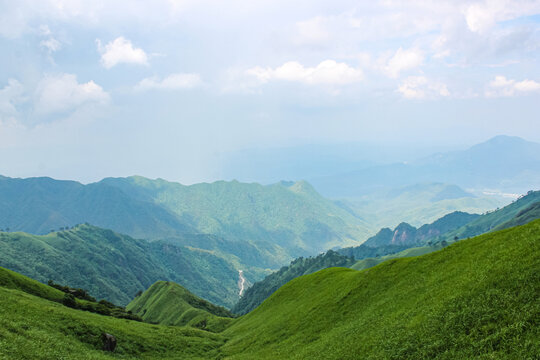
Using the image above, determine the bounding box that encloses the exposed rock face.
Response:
[101,333,117,352]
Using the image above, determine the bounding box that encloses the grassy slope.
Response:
[0,265,227,359]
[0,289,225,359]
[222,220,540,359]
[0,224,239,307]
[127,281,234,332]
[0,266,64,303]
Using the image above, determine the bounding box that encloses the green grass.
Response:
[127,281,234,332]
[222,220,540,359]
[0,264,226,359]
[0,287,226,359]
[0,266,65,303]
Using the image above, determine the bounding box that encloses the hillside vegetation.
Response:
[223,219,540,359]
[127,281,234,332]
[0,224,239,307]
[0,276,226,359]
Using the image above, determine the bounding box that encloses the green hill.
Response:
[0,224,239,307]
[232,250,355,315]
[127,281,234,332]
[0,267,226,359]
[222,220,540,359]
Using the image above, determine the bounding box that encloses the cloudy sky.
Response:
[0,0,539,183]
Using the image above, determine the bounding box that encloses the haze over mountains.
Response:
[221,136,540,198]
[311,135,540,197]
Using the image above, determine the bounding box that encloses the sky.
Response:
[0,0,539,184]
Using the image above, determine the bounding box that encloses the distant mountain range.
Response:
[0,175,372,272]
[310,135,540,197]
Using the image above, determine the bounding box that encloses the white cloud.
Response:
[246,60,363,86]
[35,73,109,114]
[97,37,148,69]
[40,38,61,53]
[398,76,450,99]
[383,48,424,78]
[485,75,540,97]
[135,73,202,91]
[295,16,330,45]
[463,0,540,33]
[0,79,25,117]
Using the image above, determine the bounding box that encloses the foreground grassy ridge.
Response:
[127,281,234,332]
[0,265,227,359]
[223,220,540,359]
[0,286,226,359]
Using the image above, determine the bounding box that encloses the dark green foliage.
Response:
[62,293,77,308]
[48,280,96,302]
[232,250,355,315]
[0,224,239,307]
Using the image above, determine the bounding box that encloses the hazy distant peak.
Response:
[287,180,318,196]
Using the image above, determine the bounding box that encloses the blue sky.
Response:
[0,0,539,183]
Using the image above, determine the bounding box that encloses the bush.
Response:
[62,293,77,309]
